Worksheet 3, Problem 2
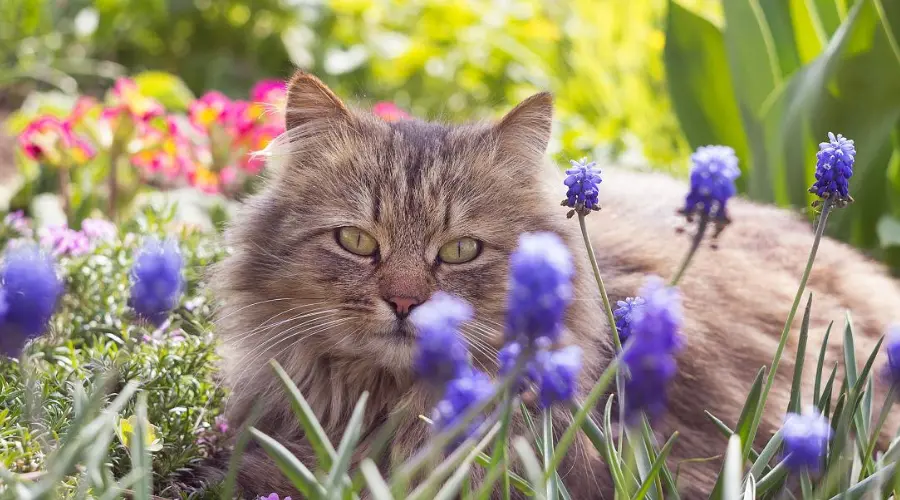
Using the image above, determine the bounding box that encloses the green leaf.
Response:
[548,359,617,476]
[749,430,783,479]
[513,436,547,500]
[788,294,813,414]
[474,453,534,496]
[222,402,264,500]
[818,364,839,418]
[271,360,337,470]
[324,392,369,495]
[815,322,835,406]
[708,366,765,499]
[843,313,859,390]
[722,0,784,115]
[359,459,394,500]
[721,434,743,500]
[251,428,324,498]
[630,432,679,500]
[664,0,751,189]
[130,393,151,500]
[132,71,196,111]
[541,410,557,500]
[433,424,503,500]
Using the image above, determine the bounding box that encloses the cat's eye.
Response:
[336,227,379,256]
[438,237,482,264]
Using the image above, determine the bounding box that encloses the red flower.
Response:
[373,101,410,122]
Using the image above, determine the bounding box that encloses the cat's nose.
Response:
[386,296,421,318]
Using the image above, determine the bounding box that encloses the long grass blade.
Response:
[271,360,337,469]
[814,321,834,406]
[251,428,324,498]
[788,294,813,413]
[222,401,263,500]
[630,432,679,500]
[360,459,394,500]
[324,392,369,495]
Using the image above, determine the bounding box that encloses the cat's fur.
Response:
[211,71,900,498]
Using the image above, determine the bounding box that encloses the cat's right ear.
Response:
[284,71,352,131]
[493,92,554,164]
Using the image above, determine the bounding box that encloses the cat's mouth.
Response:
[391,321,417,339]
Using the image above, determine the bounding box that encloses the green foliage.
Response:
[665,0,900,272]
[0,0,295,99]
[0,208,228,497]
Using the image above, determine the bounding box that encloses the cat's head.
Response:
[215,71,578,375]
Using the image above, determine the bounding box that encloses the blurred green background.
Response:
[2,0,900,272]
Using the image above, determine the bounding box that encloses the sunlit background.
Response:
[2,0,899,271]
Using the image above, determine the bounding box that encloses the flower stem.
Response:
[744,199,833,460]
[669,214,709,286]
[58,167,71,224]
[108,142,122,220]
[577,214,621,352]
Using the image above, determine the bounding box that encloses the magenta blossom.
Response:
[251,80,287,105]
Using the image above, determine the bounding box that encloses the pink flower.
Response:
[81,218,116,242]
[372,101,410,122]
[19,116,96,166]
[189,91,232,131]
[215,415,229,434]
[132,118,196,182]
[251,80,287,105]
[260,495,291,500]
[39,225,91,256]
[108,78,164,122]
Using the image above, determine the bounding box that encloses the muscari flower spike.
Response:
[505,232,574,346]
[621,276,684,422]
[782,406,833,472]
[561,158,602,218]
[432,368,494,445]
[681,145,740,234]
[882,325,900,387]
[809,132,855,208]
[0,245,63,357]
[411,292,474,387]
[614,296,645,345]
[129,238,185,327]
[530,345,583,408]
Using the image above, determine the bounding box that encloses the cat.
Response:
[210,70,900,498]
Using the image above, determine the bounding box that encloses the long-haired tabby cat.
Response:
[211,71,900,498]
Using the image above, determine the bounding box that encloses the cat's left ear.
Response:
[494,92,553,161]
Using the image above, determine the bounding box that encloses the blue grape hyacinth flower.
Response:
[809,132,855,207]
[682,145,740,223]
[614,296,645,344]
[129,238,185,326]
[782,407,833,472]
[882,325,900,387]
[411,292,473,387]
[562,158,602,217]
[432,369,494,444]
[506,232,574,346]
[0,245,63,357]
[531,345,583,408]
[621,276,684,421]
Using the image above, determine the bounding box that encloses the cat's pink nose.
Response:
[387,296,420,318]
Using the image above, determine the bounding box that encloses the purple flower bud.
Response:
[129,238,184,326]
